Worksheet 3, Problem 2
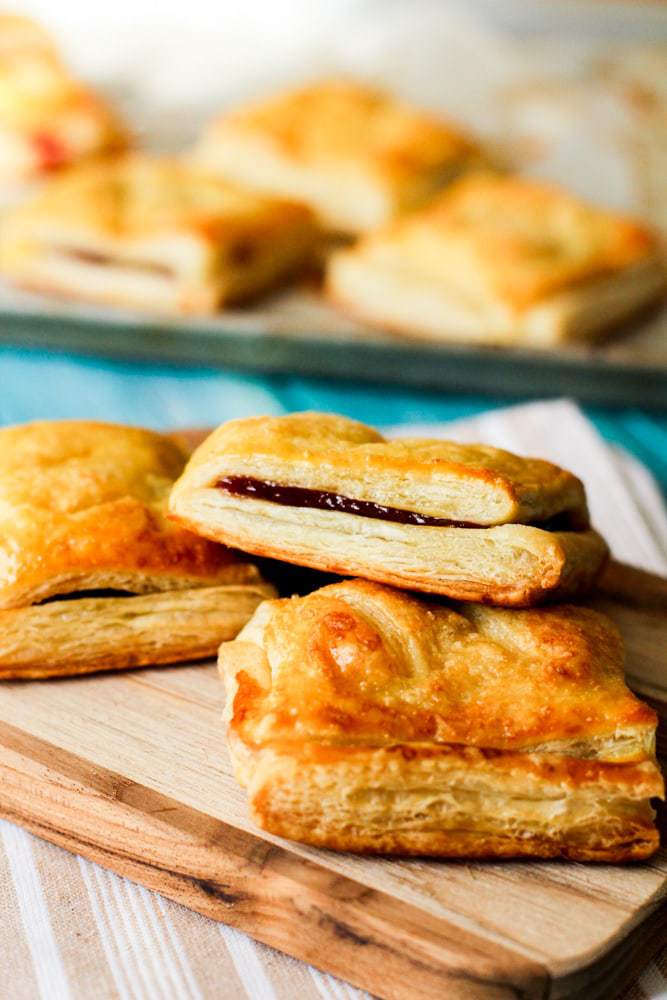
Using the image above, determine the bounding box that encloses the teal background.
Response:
[1,346,665,494]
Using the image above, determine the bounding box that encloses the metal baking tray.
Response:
[0,284,666,408]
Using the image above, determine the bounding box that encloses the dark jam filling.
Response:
[216,476,577,531]
[62,248,174,279]
[38,589,136,605]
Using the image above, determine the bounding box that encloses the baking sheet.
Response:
[2,1,666,405]
[1,282,666,407]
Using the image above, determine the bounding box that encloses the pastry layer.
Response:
[236,742,660,861]
[0,583,274,679]
[192,79,483,233]
[0,420,262,610]
[218,580,663,860]
[327,173,665,345]
[0,155,316,314]
[169,412,606,606]
[175,487,606,605]
[329,243,665,347]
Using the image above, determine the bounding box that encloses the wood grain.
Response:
[592,560,667,698]
[0,560,664,999]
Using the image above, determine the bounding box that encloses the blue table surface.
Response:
[1,346,666,496]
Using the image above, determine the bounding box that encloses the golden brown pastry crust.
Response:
[242,743,660,862]
[0,419,274,678]
[169,412,608,606]
[174,411,588,524]
[225,580,655,756]
[0,155,316,313]
[327,172,665,346]
[0,419,261,610]
[192,79,483,233]
[219,580,662,861]
[396,172,657,308]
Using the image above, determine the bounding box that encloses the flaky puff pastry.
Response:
[327,172,665,346]
[0,155,317,314]
[0,420,274,678]
[169,412,608,607]
[219,580,663,861]
[0,15,126,197]
[0,584,273,680]
[191,79,484,234]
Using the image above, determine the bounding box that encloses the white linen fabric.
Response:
[0,399,665,1000]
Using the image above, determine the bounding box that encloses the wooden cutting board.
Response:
[0,560,665,1000]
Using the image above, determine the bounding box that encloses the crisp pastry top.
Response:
[173,411,589,527]
[1,154,312,241]
[353,173,658,309]
[0,420,259,609]
[202,79,479,181]
[223,579,656,762]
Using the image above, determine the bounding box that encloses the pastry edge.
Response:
[226,737,661,863]
[170,494,608,606]
[0,582,275,679]
[327,248,666,347]
[0,220,315,315]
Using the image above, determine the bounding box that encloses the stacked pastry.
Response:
[168,411,664,862]
[0,412,661,861]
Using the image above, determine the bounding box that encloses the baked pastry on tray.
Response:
[219,579,663,861]
[327,172,665,346]
[0,154,317,314]
[191,79,483,234]
[0,420,274,679]
[169,412,608,607]
[0,15,126,199]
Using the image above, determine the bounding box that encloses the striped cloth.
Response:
[0,398,666,1000]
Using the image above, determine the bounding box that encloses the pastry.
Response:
[191,79,483,234]
[0,15,126,200]
[219,579,663,860]
[0,155,317,314]
[169,411,608,607]
[0,420,274,679]
[327,172,665,346]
